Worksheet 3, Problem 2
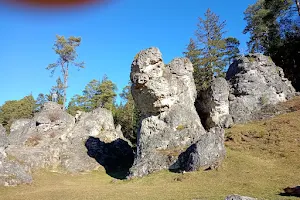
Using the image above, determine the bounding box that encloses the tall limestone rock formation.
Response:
[129,47,225,177]
[226,54,296,123]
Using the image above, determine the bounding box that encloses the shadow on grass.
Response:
[85,136,134,180]
[278,186,300,198]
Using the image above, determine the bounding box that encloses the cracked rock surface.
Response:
[226,54,295,123]
[129,47,225,177]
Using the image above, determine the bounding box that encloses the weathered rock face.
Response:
[196,77,233,129]
[129,47,224,177]
[67,107,123,142]
[226,54,295,123]
[0,124,7,149]
[59,107,127,173]
[0,153,32,186]
[176,127,225,171]
[0,124,32,186]
[1,102,130,185]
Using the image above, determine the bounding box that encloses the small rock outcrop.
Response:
[1,102,131,185]
[129,47,225,177]
[196,77,233,129]
[226,54,296,123]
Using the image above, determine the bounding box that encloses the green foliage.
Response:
[183,38,204,91]
[225,37,240,65]
[0,95,35,132]
[45,77,64,105]
[67,94,88,116]
[184,9,231,92]
[47,35,85,110]
[243,0,300,90]
[67,75,117,115]
[113,82,141,145]
[35,93,46,112]
[94,75,117,110]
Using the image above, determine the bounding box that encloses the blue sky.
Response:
[0,0,255,106]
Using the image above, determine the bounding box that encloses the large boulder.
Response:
[128,47,224,177]
[196,77,233,129]
[226,54,295,123]
[176,127,225,171]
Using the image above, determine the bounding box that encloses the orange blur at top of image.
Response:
[1,0,109,8]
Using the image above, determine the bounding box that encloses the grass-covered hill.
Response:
[0,97,300,200]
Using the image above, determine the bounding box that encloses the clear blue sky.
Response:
[0,0,255,106]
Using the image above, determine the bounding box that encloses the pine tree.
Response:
[243,0,300,90]
[67,75,117,114]
[114,82,141,145]
[46,77,64,105]
[183,38,205,91]
[47,35,85,110]
[184,9,227,92]
[225,37,240,65]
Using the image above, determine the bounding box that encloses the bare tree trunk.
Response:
[63,64,68,111]
[296,0,300,16]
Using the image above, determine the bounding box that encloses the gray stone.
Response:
[176,127,226,171]
[129,47,219,178]
[34,102,75,136]
[0,124,8,148]
[8,102,75,146]
[196,77,233,129]
[226,54,295,123]
[8,119,33,145]
[65,107,122,142]
[0,154,32,186]
[225,194,257,200]
[5,146,56,170]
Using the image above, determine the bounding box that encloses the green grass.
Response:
[1,98,300,200]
